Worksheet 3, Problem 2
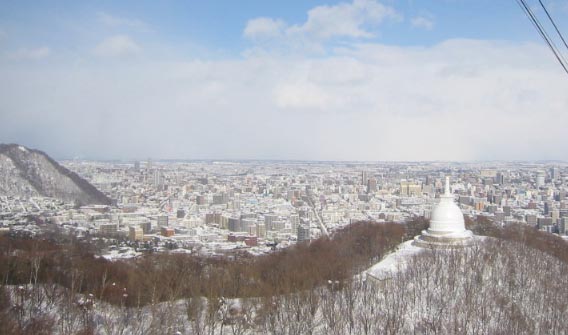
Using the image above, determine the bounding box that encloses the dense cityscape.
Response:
[2,159,567,259]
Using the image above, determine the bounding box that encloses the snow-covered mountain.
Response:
[0,144,111,205]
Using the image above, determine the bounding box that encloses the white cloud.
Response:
[288,0,400,40]
[94,35,141,58]
[274,82,334,110]
[244,0,400,51]
[8,47,51,60]
[97,12,151,32]
[411,16,434,30]
[1,39,567,161]
[243,18,286,39]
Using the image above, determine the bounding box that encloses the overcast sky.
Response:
[1,0,568,161]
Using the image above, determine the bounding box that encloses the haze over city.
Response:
[1,0,568,161]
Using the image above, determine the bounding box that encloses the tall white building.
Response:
[536,171,546,188]
[154,169,163,188]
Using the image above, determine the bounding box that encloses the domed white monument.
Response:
[413,176,473,248]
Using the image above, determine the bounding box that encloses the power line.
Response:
[515,0,568,75]
[537,0,568,51]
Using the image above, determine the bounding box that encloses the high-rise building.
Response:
[220,215,229,229]
[205,213,214,225]
[99,223,118,235]
[228,217,241,232]
[297,223,311,242]
[264,214,278,230]
[486,204,498,213]
[256,223,266,238]
[196,195,207,205]
[560,218,568,235]
[400,180,422,196]
[157,215,168,227]
[361,171,369,186]
[140,221,152,234]
[536,171,546,188]
[213,193,230,205]
[551,167,560,181]
[153,169,163,188]
[289,214,300,231]
[271,220,286,231]
[526,214,537,225]
[544,201,553,215]
[241,218,257,233]
[552,209,560,223]
[495,172,505,185]
[537,217,553,228]
[129,226,144,241]
[367,177,377,193]
[493,195,503,206]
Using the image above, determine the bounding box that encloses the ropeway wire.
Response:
[538,0,568,51]
[517,0,568,71]
[515,0,568,75]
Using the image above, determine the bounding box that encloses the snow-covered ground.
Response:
[2,236,566,335]
[365,239,425,281]
[100,248,142,261]
[365,235,488,281]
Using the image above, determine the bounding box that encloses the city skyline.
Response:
[1,0,568,161]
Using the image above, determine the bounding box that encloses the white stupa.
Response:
[367,176,475,282]
[413,176,473,248]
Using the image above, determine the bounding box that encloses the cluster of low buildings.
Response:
[1,160,567,259]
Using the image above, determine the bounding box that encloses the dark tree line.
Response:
[1,218,567,334]
[0,221,405,308]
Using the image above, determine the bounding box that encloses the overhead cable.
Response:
[515,0,568,75]
[537,0,568,51]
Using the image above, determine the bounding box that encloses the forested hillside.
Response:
[1,220,566,334]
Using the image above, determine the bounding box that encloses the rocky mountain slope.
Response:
[0,144,111,205]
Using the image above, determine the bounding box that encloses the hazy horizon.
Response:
[1,0,568,161]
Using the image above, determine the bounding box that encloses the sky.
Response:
[1,0,568,161]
